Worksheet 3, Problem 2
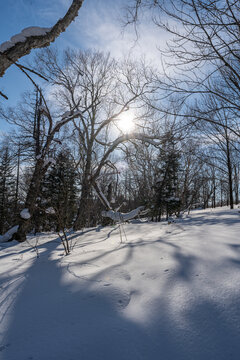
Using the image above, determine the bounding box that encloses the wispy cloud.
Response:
[63,0,170,65]
[0,0,172,121]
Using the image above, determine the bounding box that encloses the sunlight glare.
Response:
[117,111,135,133]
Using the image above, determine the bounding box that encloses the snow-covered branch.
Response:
[0,225,19,243]
[51,110,82,134]
[93,181,112,210]
[102,206,146,222]
[0,0,84,76]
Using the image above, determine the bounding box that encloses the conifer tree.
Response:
[38,150,78,231]
[0,146,16,234]
[153,132,181,221]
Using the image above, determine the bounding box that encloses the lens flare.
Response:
[117,111,135,133]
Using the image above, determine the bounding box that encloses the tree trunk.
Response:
[226,138,234,209]
[220,180,223,207]
[73,145,93,230]
[234,165,239,205]
[212,176,216,208]
[73,179,91,230]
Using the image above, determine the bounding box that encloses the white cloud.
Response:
[66,1,170,66]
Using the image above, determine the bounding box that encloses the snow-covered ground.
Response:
[1,207,240,360]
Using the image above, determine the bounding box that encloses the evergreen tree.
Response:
[37,150,79,231]
[0,146,16,234]
[153,132,181,221]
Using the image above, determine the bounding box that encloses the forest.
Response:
[1,0,240,243]
[1,2,240,360]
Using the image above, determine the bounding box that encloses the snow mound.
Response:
[0,225,19,242]
[20,208,31,220]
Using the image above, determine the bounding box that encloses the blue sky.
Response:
[0,0,164,133]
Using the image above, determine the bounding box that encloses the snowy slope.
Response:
[1,207,240,360]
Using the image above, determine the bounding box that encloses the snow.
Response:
[10,34,26,43]
[51,110,82,134]
[0,27,51,53]
[1,207,240,359]
[20,208,31,220]
[21,27,51,37]
[43,157,56,167]
[95,181,112,209]
[0,225,19,243]
[102,206,144,221]
[166,196,180,202]
[45,207,55,215]
[38,105,48,113]
[61,110,82,120]
[62,110,72,119]
[0,41,14,53]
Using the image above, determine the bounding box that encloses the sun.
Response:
[117,110,135,133]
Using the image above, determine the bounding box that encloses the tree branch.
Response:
[0,0,84,76]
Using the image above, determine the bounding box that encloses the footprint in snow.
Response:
[103,286,131,310]
[116,291,131,310]
[107,268,131,281]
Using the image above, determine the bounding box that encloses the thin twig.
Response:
[0,90,8,100]
[17,63,49,82]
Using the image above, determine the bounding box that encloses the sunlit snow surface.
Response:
[1,207,240,360]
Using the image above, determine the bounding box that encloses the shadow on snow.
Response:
[1,218,240,360]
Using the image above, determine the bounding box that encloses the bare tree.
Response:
[125,0,240,136]
[34,48,160,229]
[193,95,240,209]
[1,86,92,241]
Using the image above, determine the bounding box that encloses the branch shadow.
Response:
[182,209,240,227]
[1,221,240,360]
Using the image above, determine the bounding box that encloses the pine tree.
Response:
[153,131,181,221]
[37,150,79,231]
[0,146,16,234]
